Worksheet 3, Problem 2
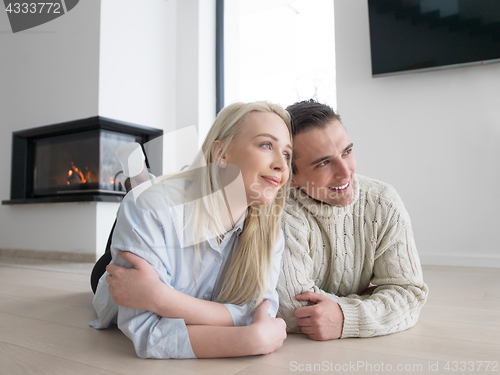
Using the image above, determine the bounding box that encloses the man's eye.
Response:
[344,148,352,155]
[317,160,329,167]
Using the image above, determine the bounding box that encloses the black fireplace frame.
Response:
[2,116,163,205]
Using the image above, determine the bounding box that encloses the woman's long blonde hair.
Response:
[184,101,292,308]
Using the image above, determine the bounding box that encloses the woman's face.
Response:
[222,111,292,206]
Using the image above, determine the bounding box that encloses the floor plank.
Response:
[0,342,119,375]
[406,318,500,345]
[0,294,98,330]
[0,280,93,309]
[425,296,500,311]
[421,304,500,326]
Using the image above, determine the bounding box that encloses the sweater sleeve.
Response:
[337,201,428,338]
[335,207,428,338]
[276,206,334,333]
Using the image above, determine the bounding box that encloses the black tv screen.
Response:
[368,0,500,76]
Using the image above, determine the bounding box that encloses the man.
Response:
[276,100,428,340]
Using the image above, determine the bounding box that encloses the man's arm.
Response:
[277,199,428,340]
[335,219,428,339]
[293,291,344,340]
[293,283,387,340]
[276,208,338,334]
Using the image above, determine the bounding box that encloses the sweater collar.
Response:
[289,175,360,218]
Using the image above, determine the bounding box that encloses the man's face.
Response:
[291,119,356,207]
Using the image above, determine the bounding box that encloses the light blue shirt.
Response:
[90,180,284,359]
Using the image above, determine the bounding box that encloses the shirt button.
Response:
[215,257,220,262]
[204,294,210,300]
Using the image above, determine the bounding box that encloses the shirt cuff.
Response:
[223,303,253,327]
[147,317,196,359]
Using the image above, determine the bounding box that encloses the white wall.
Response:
[1,202,97,256]
[100,0,215,169]
[175,0,216,148]
[197,0,217,144]
[0,0,106,259]
[0,0,217,260]
[334,0,500,267]
[99,0,177,133]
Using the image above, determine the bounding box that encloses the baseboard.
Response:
[0,248,96,263]
[2,249,498,268]
[419,253,500,268]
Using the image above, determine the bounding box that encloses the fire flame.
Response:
[67,162,88,184]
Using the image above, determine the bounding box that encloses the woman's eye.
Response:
[261,142,271,150]
[283,152,291,160]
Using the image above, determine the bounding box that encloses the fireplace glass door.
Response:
[33,130,140,197]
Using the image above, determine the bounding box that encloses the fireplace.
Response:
[2,117,163,204]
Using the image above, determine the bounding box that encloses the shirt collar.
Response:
[232,209,247,234]
[203,209,247,251]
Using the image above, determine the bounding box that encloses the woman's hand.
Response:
[187,299,287,358]
[106,251,168,313]
[249,300,287,355]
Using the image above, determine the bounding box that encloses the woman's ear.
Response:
[211,140,226,165]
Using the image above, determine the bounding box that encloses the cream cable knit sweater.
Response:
[277,174,428,338]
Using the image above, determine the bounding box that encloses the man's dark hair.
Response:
[286,99,342,137]
[286,99,342,174]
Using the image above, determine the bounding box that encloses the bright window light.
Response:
[228,0,336,109]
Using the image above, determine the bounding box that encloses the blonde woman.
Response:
[90,102,292,359]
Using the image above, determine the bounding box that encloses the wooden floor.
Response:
[0,258,499,375]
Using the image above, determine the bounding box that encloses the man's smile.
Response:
[328,181,350,192]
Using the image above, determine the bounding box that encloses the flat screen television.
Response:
[368,0,500,76]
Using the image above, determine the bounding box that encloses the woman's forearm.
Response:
[187,325,259,358]
[152,283,234,326]
[107,252,234,326]
[186,301,287,358]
